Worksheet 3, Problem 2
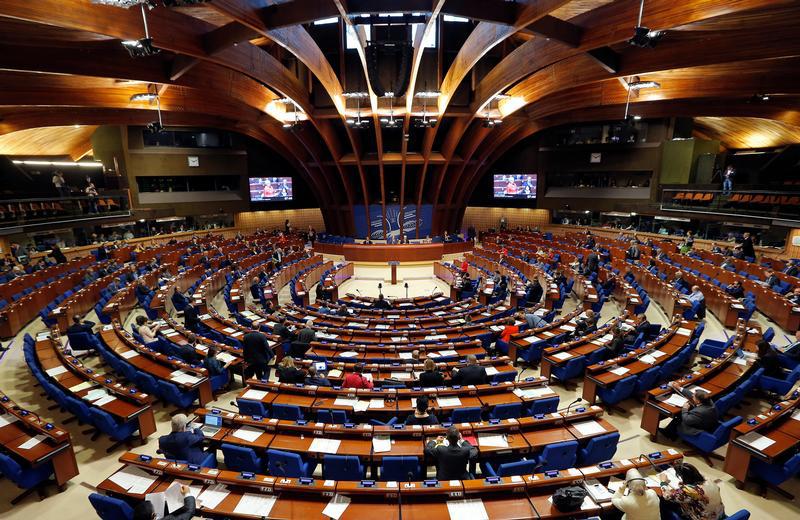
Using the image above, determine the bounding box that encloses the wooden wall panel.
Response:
[462,207,550,232]
[234,208,324,233]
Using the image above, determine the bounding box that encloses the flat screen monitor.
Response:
[493,174,537,199]
[249,177,293,202]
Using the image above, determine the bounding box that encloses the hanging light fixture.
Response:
[413,91,439,128]
[380,93,401,128]
[343,92,371,129]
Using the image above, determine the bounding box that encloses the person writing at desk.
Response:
[418,358,445,387]
[661,462,725,520]
[204,346,233,377]
[611,468,660,520]
[158,414,207,465]
[343,363,373,389]
[425,426,477,480]
[134,316,161,344]
[450,355,487,386]
[659,386,718,441]
[725,280,744,299]
[133,484,196,520]
[405,396,438,425]
[373,294,392,310]
[754,339,782,378]
[276,357,305,383]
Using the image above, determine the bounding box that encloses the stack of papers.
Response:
[573,420,607,436]
[0,414,20,427]
[170,370,201,385]
[121,350,139,359]
[353,401,370,412]
[676,328,692,336]
[309,438,341,454]
[368,399,385,409]
[233,493,278,517]
[513,386,551,399]
[45,366,68,377]
[339,351,359,358]
[438,350,458,357]
[372,435,392,453]
[333,397,358,407]
[232,426,263,443]
[739,431,776,451]
[478,434,508,448]
[552,352,572,360]
[390,372,412,380]
[661,394,689,407]
[398,352,413,359]
[609,366,630,376]
[217,352,236,363]
[485,366,499,376]
[197,484,230,509]
[437,397,462,407]
[446,498,489,520]
[639,354,657,365]
[108,466,158,495]
[322,494,351,520]
[241,389,269,401]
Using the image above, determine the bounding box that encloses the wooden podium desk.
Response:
[0,391,78,488]
[342,243,445,262]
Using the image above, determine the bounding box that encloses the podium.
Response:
[388,260,400,285]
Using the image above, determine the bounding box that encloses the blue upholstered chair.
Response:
[489,402,522,420]
[749,452,800,489]
[317,409,349,424]
[537,440,578,471]
[322,455,365,480]
[597,376,637,407]
[577,432,620,466]
[88,408,139,452]
[451,407,482,423]
[0,452,54,504]
[678,416,742,467]
[481,459,538,477]
[237,399,268,417]
[221,443,263,473]
[88,493,134,520]
[271,404,304,421]
[267,449,315,478]
[529,396,560,416]
[550,356,586,385]
[380,456,422,481]
[156,381,197,409]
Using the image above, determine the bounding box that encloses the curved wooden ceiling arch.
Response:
[0,0,799,236]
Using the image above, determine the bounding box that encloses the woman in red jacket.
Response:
[343,363,374,389]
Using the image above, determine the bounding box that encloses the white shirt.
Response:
[612,487,661,520]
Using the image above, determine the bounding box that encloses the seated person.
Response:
[158,414,208,465]
[498,317,519,344]
[203,346,232,377]
[134,315,160,344]
[784,260,799,277]
[755,339,782,378]
[763,269,780,289]
[661,462,725,520]
[336,304,350,317]
[418,359,445,387]
[424,426,477,480]
[522,310,548,329]
[373,294,392,310]
[67,315,95,335]
[272,316,297,343]
[573,309,598,336]
[276,357,306,384]
[725,280,744,299]
[611,468,660,520]
[786,287,800,306]
[133,485,196,520]
[660,386,718,440]
[183,302,200,332]
[606,327,628,357]
[405,395,439,426]
[450,355,487,386]
[343,363,374,389]
[170,289,189,310]
[304,365,332,387]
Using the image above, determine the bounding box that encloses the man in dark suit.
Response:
[158,413,208,465]
[725,280,745,299]
[183,302,200,332]
[425,426,478,480]
[67,315,95,335]
[582,252,599,275]
[249,279,263,301]
[660,386,719,440]
[171,290,189,311]
[784,261,799,277]
[133,487,196,520]
[450,355,487,385]
[763,269,780,289]
[242,330,273,380]
[787,287,800,306]
[626,242,641,261]
[526,279,543,305]
[740,232,755,259]
[373,294,392,310]
[273,316,296,343]
[291,320,316,358]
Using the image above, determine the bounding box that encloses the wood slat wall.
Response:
[462,207,550,232]
[234,209,325,233]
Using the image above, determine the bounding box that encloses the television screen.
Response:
[249,177,293,201]
[493,174,537,199]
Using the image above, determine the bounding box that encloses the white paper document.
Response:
[233,493,278,517]
[372,435,392,453]
[398,352,413,359]
[145,491,166,520]
[739,431,776,451]
[334,397,358,407]
[19,434,46,450]
[573,420,607,436]
[446,498,489,520]
[390,371,412,380]
[69,381,96,393]
[513,386,551,399]
[353,400,370,412]
[339,351,359,358]
[676,328,692,336]
[94,394,118,406]
[485,366,499,376]
[45,366,68,377]
[639,354,657,365]
[650,350,666,358]
[322,494,351,520]
[0,414,20,427]
[197,484,230,509]
[478,433,508,448]
[241,389,269,401]
[662,393,689,407]
[310,437,341,454]
[552,351,572,360]
[368,399,385,409]
[163,482,188,514]
[436,397,462,407]
[609,366,630,376]
[121,350,139,359]
[108,466,158,494]
[232,426,263,443]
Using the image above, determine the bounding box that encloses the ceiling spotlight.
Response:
[633,115,642,120]
[130,92,158,102]
[414,91,440,99]
[753,93,770,102]
[629,1,664,48]
[342,92,369,99]
[122,37,159,57]
[413,116,437,129]
[380,117,401,129]
[481,118,502,128]
[626,80,661,90]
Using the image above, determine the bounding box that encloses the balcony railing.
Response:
[0,190,131,230]
[660,189,800,222]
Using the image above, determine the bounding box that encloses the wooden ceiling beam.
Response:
[202,21,260,55]
[522,15,582,47]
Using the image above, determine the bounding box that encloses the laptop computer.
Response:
[200,414,222,437]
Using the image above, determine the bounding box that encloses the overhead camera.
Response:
[145,121,164,133]
[628,26,664,48]
[121,37,160,58]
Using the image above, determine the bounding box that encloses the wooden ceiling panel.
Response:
[694,116,800,149]
[550,0,614,21]
[0,125,97,157]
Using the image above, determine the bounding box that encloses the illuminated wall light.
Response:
[498,96,526,117]
[12,160,103,168]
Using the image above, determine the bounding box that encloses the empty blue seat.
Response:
[317,409,349,424]
[491,370,517,384]
[577,432,620,466]
[322,455,365,480]
[0,452,54,504]
[529,396,559,416]
[550,356,586,383]
[380,456,422,481]
[634,366,661,395]
[597,376,637,406]
[678,416,742,465]
[156,380,197,409]
[88,492,134,520]
[271,404,304,421]
[537,440,578,472]
[221,443,263,473]
[267,449,314,478]
[748,452,800,487]
[481,459,537,477]
[489,402,522,420]
[451,407,482,423]
[237,399,268,417]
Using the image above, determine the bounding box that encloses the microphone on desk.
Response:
[563,395,583,415]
